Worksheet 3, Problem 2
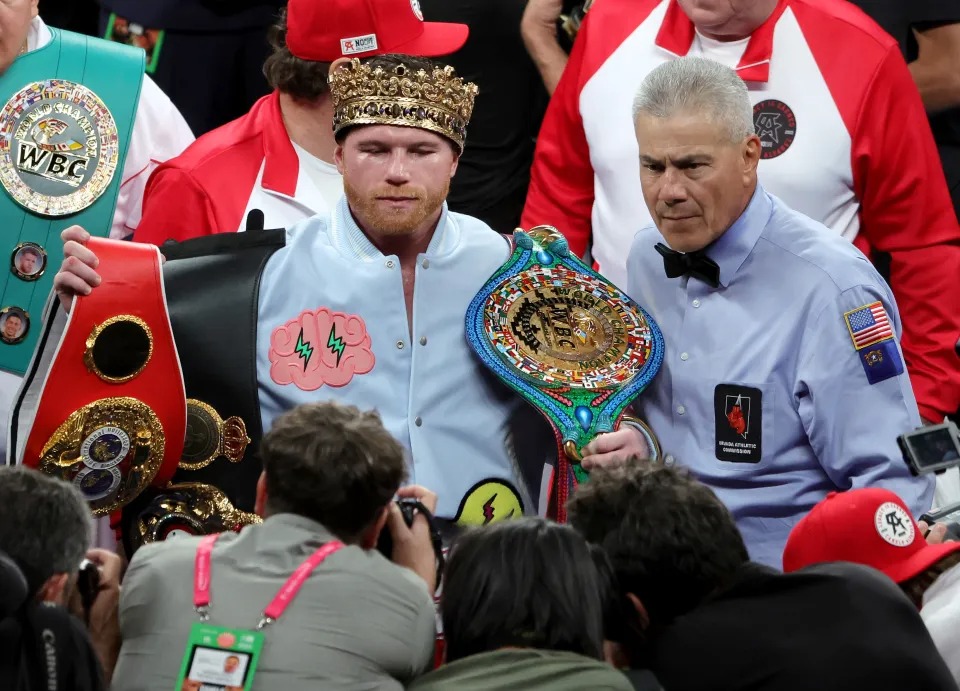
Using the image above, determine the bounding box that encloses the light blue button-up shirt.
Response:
[627,186,935,568]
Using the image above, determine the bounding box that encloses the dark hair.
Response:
[19,247,40,259]
[0,467,91,595]
[357,53,439,76]
[900,551,960,608]
[441,517,607,663]
[568,463,749,630]
[259,402,407,541]
[262,7,331,101]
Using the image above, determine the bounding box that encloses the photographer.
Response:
[0,467,119,690]
[411,517,636,690]
[570,463,957,691]
[784,488,960,684]
[112,401,440,691]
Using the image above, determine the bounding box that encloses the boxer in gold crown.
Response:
[52,55,651,535]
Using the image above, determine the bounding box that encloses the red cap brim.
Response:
[390,22,469,57]
[884,540,960,584]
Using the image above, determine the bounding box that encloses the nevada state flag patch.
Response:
[844,301,903,385]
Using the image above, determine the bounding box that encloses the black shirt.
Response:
[419,0,548,234]
[99,0,284,32]
[38,0,100,36]
[849,0,960,216]
[645,562,958,691]
[0,604,105,691]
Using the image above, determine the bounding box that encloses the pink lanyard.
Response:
[193,533,344,630]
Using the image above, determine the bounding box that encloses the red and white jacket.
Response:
[133,91,342,244]
[523,0,960,421]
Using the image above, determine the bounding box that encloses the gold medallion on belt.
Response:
[130,482,262,550]
[39,397,165,515]
[180,399,250,471]
[0,79,119,216]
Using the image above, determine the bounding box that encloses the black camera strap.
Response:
[14,603,104,691]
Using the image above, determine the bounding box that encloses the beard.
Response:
[344,178,450,236]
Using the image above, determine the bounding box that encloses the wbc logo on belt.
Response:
[0,79,119,216]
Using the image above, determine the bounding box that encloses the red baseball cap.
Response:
[286,0,469,62]
[783,488,960,584]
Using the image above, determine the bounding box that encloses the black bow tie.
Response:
[654,242,720,288]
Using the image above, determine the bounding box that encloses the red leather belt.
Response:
[23,237,186,515]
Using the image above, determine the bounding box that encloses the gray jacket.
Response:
[112,513,436,691]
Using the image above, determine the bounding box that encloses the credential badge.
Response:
[0,79,120,216]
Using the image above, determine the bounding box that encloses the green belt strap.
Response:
[0,28,144,375]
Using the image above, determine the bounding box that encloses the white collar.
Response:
[26,16,53,53]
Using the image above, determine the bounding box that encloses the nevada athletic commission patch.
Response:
[0,79,119,216]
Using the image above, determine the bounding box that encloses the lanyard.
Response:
[193,533,344,630]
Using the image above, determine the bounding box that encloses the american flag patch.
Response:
[844,301,894,350]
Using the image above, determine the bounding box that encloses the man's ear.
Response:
[358,506,390,550]
[625,592,650,630]
[742,134,762,178]
[37,573,70,605]
[334,143,346,175]
[449,149,460,178]
[254,472,268,517]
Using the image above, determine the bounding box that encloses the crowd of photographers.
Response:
[1,400,958,691]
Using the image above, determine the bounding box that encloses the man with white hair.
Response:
[523,0,960,429]
[625,57,934,568]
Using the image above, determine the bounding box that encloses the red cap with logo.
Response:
[783,488,960,584]
[286,0,469,62]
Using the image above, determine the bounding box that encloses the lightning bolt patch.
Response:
[295,328,313,370]
[482,493,498,524]
[327,324,346,367]
[454,480,523,527]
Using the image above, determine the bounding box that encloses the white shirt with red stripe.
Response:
[133,91,343,244]
[523,0,960,422]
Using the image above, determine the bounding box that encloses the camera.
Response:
[76,559,100,620]
[897,421,960,476]
[920,502,960,542]
[376,499,445,584]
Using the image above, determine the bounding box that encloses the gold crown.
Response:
[221,416,250,463]
[329,58,479,151]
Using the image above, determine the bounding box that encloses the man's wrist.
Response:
[521,18,561,55]
[618,415,661,463]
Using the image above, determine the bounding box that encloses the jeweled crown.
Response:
[329,58,479,151]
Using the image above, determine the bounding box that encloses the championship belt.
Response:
[21,238,186,515]
[0,29,144,375]
[180,399,250,471]
[107,229,287,555]
[124,483,261,554]
[466,226,664,518]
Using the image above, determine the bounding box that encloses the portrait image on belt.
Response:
[10,242,46,281]
[0,306,29,345]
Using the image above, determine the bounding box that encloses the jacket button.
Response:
[419,336,427,346]
[415,417,423,427]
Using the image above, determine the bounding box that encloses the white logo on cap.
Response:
[874,501,915,547]
[410,0,424,21]
[340,34,378,55]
